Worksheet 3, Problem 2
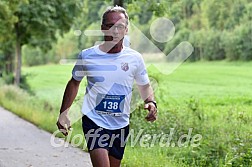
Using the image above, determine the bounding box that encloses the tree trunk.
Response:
[5,52,13,74]
[15,39,21,86]
[14,23,21,86]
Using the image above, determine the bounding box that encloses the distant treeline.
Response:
[0,0,251,72]
[161,0,252,61]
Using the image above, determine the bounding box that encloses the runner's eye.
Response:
[104,24,114,28]
[104,24,126,30]
[116,25,125,30]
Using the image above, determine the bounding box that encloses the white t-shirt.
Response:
[72,45,150,129]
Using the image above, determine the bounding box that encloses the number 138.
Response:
[103,101,119,110]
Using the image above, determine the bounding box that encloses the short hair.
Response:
[102,6,129,25]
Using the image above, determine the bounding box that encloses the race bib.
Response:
[95,94,125,116]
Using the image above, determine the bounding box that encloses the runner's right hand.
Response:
[56,113,71,136]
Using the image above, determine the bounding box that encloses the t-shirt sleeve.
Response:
[134,55,150,85]
[72,51,86,81]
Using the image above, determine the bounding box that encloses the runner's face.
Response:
[102,12,128,44]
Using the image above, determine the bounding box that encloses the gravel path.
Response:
[0,107,92,167]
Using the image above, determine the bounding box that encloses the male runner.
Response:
[56,6,157,167]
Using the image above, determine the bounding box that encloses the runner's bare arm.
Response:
[56,77,81,135]
[59,77,81,114]
[137,83,157,122]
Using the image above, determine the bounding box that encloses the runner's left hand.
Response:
[144,103,157,122]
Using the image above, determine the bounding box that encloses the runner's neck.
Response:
[99,42,123,53]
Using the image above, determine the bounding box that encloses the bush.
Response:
[1,72,14,84]
[0,72,32,93]
[197,29,225,61]
[164,28,191,59]
[22,45,47,66]
[54,29,80,60]
[19,73,33,94]
[223,23,252,61]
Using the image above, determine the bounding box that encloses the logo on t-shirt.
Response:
[121,62,129,72]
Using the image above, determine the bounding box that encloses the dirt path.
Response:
[0,107,92,167]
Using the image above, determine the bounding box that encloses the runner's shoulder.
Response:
[78,46,97,59]
[123,47,142,58]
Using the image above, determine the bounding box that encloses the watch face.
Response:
[153,101,157,108]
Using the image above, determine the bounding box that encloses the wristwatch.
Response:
[145,100,157,108]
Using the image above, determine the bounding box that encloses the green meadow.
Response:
[1,61,252,166]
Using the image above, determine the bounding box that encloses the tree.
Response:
[73,0,107,50]
[0,0,19,75]
[114,0,124,7]
[0,0,82,86]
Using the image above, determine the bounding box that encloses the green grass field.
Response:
[1,61,252,166]
[22,61,252,106]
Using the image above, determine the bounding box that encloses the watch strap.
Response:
[145,100,157,108]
